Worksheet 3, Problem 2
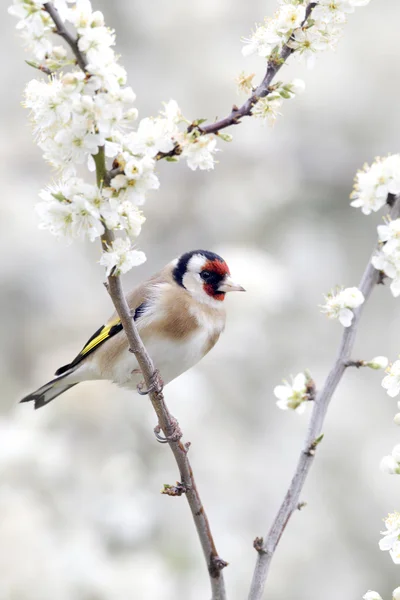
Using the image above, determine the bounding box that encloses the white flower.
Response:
[101,199,145,237]
[393,587,400,600]
[252,95,282,125]
[126,117,175,158]
[288,78,306,95]
[54,126,103,165]
[77,26,115,66]
[380,449,400,475]
[36,178,104,242]
[24,77,71,130]
[351,155,400,215]
[242,23,281,59]
[274,372,312,414]
[320,287,364,327]
[100,237,146,276]
[394,413,400,426]
[363,592,383,600]
[275,4,306,33]
[366,356,389,370]
[160,99,185,125]
[287,27,327,69]
[382,360,400,398]
[182,134,218,171]
[379,512,400,563]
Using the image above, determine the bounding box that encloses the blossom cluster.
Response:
[350,154,400,296]
[351,155,400,215]
[274,372,314,414]
[8,0,220,274]
[363,589,400,600]
[242,0,371,69]
[320,286,364,327]
[379,512,400,564]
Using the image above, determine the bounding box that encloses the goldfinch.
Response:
[21,250,245,409]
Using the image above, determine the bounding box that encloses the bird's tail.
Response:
[20,370,78,410]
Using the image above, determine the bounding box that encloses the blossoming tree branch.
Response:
[10,0,400,599]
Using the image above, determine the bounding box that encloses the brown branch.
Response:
[43,2,88,71]
[43,5,227,597]
[247,194,400,600]
[157,1,317,163]
[202,2,317,135]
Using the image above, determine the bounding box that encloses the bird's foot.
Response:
[154,416,182,444]
[137,369,164,396]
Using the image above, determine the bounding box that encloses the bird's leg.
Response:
[154,416,182,444]
[137,369,164,396]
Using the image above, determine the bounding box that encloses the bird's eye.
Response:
[200,270,212,281]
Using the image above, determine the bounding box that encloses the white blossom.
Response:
[363,593,383,600]
[274,4,306,34]
[99,238,146,276]
[380,447,400,475]
[394,413,400,426]
[351,155,400,215]
[379,512,400,563]
[181,133,218,171]
[36,178,104,242]
[252,95,282,125]
[393,587,400,600]
[320,286,364,327]
[126,117,175,158]
[274,372,313,414]
[382,359,400,398]
[101,199,145,237]
[242,0,370,70]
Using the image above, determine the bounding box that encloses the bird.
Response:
[20,249,245,410]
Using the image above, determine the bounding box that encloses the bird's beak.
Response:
[218,276,246,293]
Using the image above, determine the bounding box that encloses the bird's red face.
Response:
[173,250,245,305]
[200,258,231,301]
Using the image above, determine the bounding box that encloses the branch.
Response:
[248,194,400,600]
[201,2,317,135]
[43,3,88,71]
[43,5,227,597]
[156,3,317,161]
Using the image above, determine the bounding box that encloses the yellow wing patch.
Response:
[80,317,122,357]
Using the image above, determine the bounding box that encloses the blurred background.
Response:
[1,1,400,598]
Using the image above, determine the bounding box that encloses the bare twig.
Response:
[247,194,400,600]
[43,4,227,598]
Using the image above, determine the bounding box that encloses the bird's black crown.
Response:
[173,250,225,288]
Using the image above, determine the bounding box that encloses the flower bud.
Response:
[290,78,306,95]
[52,45,67,60]
[366,356,389,370]
[91,11,105,27]
[380,455,399,474]
[394,413,400,426]
[363,592,383,600]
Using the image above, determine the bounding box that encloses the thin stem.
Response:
[247,195,400,600]
[42,5,227,596]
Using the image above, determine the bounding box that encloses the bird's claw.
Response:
[154,417,182,444]
[137,369,164,396]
